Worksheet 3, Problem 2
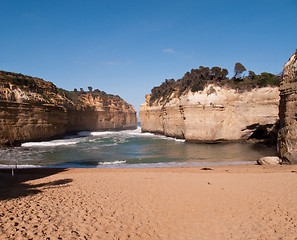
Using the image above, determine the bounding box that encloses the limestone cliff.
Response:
[0,71,137,146]
[278,52,297,163]
[140,85,279,142]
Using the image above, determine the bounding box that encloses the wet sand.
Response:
[0,164,297,239]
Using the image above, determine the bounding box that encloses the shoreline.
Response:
[0,159,256,170]
[1,164,297,239]
[1,163,296,175]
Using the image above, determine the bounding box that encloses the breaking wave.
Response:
[97,160,127,165]
[21,127,185,148]
[80,126,185,142]
[0,125,276,169]
[21,139,80,147]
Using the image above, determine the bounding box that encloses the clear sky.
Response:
[1,0,296,115]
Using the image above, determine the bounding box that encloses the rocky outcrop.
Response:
[278,52,297,164]
[140,85,279,142]
[0,71,137,146]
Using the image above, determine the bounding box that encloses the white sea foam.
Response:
[119,127,142,135]
[20,127,185,149]
[78,131,115,136]
[102,143,118,147]
[131,127,186,142]
[0,164,41,169]
[21,139,79,147]
[88,126,186,142]
[96,160,254,169]
[87,127,142,137]
[91,132,115,136]
[98,160,126,165]
[157,135,186,142]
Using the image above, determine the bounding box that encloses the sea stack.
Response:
[0,71,137,146]
[139,66,280,142]
[278,51,297,164]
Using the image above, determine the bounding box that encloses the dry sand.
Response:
[0,164,297,240]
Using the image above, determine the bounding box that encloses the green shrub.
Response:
[149,65,280,105]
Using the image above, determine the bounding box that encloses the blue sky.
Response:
[1,0,296,115]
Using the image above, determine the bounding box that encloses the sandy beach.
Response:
[0,164,297,240]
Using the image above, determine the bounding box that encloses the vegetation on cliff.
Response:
[149,63,281,105]
[0,70,126,108]
[0,71,54,92]
[0,70,137,146]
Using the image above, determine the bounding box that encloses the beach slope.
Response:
[0,165,297,239]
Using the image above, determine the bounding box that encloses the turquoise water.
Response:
[0,126,276,168]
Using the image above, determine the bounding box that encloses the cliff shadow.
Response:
[0,168,72,200]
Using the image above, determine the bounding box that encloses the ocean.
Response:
[0,125,276,169]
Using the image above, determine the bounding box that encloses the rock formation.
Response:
[140,85,279,142]
[0,71,137,146]
[278,52,297,164]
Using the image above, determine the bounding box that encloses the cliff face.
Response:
[140,85,279,142]
[278,52,297,163]
[0,71,137,146]
[66,93,137,132]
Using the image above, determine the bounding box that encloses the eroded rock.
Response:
[140,85,279,142]
[283,151,297,165]
[277,52,297,164]
[0,71,137,146]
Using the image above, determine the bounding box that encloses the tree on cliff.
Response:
[210,67,221,80]
[257,72,279,87]
[148,63,279,105]
[248,71,256,79]
[210,67,229,81]
[221,68,229,79]
[234,62,246,78]
[88,86,93,92]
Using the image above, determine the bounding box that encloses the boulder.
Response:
[257,156,281,165]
